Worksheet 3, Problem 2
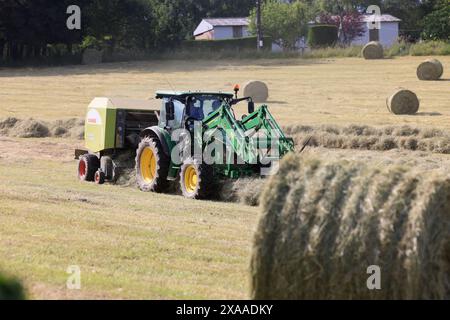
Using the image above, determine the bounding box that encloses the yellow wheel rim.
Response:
[184,165,198,193]
[140,147,157,183]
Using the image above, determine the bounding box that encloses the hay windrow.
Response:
[0,117,84,139]
[286,123,450,154]
[362,41,384,60]
[251,154,450,299]
[243,80,269,103]
[417,58,444,81]
[387,89,420,115]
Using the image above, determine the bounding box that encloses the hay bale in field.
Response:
[9,119,50,138]
[243,81,269,103]
[387,89,420,115]
[417,58,444,81]
[251,154,450,300]
[362,41,384,60]
[82,49,103,65]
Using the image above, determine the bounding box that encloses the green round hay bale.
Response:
[362,41,384,60]
[387,89,420,115]
[243,81,269,103]
[417,58,444,81]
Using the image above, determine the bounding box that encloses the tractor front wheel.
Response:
[78,154,100,182]
[135,137,169,193]
[180,158,215,200]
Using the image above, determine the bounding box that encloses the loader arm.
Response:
[201,103,294,165]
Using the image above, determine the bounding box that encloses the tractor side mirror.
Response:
[165,101,175,121]
[248,101,255,114]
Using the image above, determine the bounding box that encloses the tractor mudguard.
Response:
[140,126,173,157]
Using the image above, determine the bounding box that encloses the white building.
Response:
[193,18,250,40]
[352,14,401,47]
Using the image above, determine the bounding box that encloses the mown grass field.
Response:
[0,138,258,299]
[0,56,449,299]
[1,56,449,128]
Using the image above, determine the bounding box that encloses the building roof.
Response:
[194,18,249,36]
[204,18,249,27]
[309,14,401,25]
[362,14,401,22]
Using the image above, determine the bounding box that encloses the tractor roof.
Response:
[156,91,234,100]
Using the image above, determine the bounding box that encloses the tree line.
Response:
[0,0,448,63]
[0,0,256,61]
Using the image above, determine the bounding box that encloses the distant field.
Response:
[0,56,449,128]
[1,56,450,299]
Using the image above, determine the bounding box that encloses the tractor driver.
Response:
[187,96,204,121]
[187,96,223,121]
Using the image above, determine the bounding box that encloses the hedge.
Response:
[308,25,338,48]
[181,36,272,51]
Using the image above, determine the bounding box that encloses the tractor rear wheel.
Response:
[180,158,215,200]
[78,154,100,182]
[135,137,169,193]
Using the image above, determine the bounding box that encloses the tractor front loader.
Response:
[76,87,294,200]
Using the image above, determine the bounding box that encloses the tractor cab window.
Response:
[187,96,223,121]
[160,98,185,129]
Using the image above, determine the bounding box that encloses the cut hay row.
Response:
[417,58,444,81]
[0,117,84,139]
[387,89,420,115]
[362,41,384,60]
[285,124,450,154]
[251,154,450,299]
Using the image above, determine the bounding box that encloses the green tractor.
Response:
[76,87,294,199]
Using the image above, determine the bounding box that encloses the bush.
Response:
[180,36,272,52]
[308,25,338,48]
[421,1,450,41]
[410,40,450,56]
[0,272,26,300]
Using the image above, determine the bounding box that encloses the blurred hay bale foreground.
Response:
[251,154,450,299]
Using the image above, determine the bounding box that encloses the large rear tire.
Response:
[180,158,215,200]
[78,154,100,182]
[135,137,169,193]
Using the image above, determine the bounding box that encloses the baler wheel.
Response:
[94,170,105,185]
[180,158,215,200]
[78,154,100,182]
[135,137,169,193]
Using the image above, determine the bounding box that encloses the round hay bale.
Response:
[82,49,103,65]
[362,41,384,60]
[243,81,269,103]
[251,154,450,300]
[417,58,444,81]
[387,89,420,115]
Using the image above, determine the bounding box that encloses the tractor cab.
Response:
[155,91,234,130]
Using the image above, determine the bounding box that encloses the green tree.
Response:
[249,0,316,51]
[422,0,450,40]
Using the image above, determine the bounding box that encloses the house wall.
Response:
[212,26,250,40]
[351,22,399,47]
